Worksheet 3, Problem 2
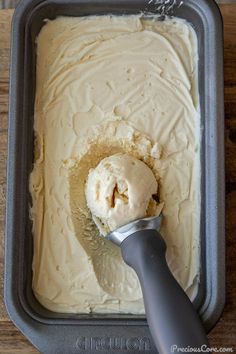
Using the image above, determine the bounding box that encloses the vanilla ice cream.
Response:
[85,153,159,235]
[30,15,200,314]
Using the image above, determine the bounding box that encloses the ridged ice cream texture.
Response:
[30,15,200,314]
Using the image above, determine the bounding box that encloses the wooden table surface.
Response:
[0,5,236,353]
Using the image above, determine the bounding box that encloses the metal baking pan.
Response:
[5,0,225,353]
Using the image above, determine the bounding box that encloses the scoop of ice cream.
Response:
[85,153,158,235]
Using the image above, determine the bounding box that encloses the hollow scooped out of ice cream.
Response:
[85,153,159,236]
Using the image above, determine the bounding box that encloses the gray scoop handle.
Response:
[120,229,208,354]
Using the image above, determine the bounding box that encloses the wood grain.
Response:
[0,5,235,353]
[0,9,12,324]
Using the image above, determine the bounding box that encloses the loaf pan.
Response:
[5,0,225,353]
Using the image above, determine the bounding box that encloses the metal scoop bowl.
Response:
[107,215,208,354]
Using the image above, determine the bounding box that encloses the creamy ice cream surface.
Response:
[85,153,159,235]
[30,15,200,314]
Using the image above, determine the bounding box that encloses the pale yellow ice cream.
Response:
[85,153,159,235]
[30,15,200,314]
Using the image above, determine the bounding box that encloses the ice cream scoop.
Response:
[85,154,208,353]
[108,216,209,354]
